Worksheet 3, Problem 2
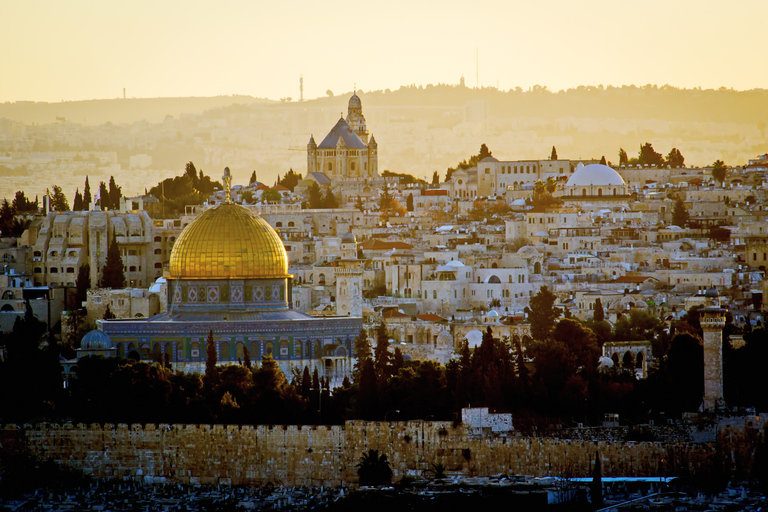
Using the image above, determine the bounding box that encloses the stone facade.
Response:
[2,420,753,488]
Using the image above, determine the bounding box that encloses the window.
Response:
[288,221,295,227]
[433,290,437,299]
[276,222,282,227]
[154,262,162,268]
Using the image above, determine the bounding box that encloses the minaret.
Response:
[700,287,726,411]
[222,167,232,203]
[307,135,317,175]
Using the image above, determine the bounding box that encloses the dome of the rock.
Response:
[169,203,290,280]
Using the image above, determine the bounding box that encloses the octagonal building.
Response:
[100,201,360,383]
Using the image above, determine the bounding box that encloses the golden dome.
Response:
[169,203,290,280]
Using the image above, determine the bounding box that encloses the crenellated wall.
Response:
[0,420,758,487]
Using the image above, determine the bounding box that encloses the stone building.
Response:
[98,194,361,385]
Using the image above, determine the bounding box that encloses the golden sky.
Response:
[3,0,767,102]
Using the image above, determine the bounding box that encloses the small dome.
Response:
[705,286,719,298]
[480,156,499,163]
[349,93,362,110]
[566,164,626,187]
[517,245,539,257]
[81,329,112,350]
[341,232,357,243]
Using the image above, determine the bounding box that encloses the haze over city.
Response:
[4,0,768,103]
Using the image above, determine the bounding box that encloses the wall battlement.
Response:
[0,421,757,487]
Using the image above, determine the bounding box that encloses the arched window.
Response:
[433,290,437,299]
[220,342,230,360]
[265,341,274,356]
[249,341,259,359]
[66,267,75,273]
[276,222,282,227]
[318,273,326,285]
[154,236,162,242]
[351,162,356,171]
[598,188,603,196]
[613,188,617,196]
[533,262,541,274]
[154,248,162,254]
[636,351,644,369]
[288,221,295,227]
[236,342,245,360]
[327,162,333,171]
[623,351,634,369]
[154,262,162,268]
[582,188,587,196]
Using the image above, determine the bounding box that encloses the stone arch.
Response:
[636,351,644,369]
[622,351,634,369]
[611,352,620,366]
[1,291,13,300]
[491,262,498,269]
[486,275,501,283]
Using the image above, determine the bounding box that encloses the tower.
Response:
[700,287,726,411]
[336,232,363,317]
[345,93,368,144]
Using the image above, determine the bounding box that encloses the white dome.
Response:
[566,164,626,187]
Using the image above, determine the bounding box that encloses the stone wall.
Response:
[0,421,755,488]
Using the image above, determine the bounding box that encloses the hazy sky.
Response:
[4,0,767,103]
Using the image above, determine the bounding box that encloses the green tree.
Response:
[12,191,37,213]
[307,182,323,209]
[374,321,391,383]
[184,162,199,188]
[593,298,605,322]
[354,195,365,212]
[445,144,493,182]
[83,176,92,207]
[356,449,392,486]
[277,169,302,191]
[262,188,281,203]
[74,263,91,307]
[667,148,685,168]
[240,190,253,204]
[353,329,372,383]
[323,188,339,208]
[545,176,558,194]
[243,345,252,369]
[406,193,414,212]
[551,146,558,160]
[599,155,607,165]
[432,171,440,185]
[108,176,122,210]
[98,182,109,209]
[204,330,219,387]
[249,171,257,185]
[638,143,665,167]
[712,160,727,185]
[618,148,628,166]
[0,200,13,237]
[72,189,83,212]
[672,198,689,227]
[48,185,70,211]
[525,286,561,341]
[99,232,125,289]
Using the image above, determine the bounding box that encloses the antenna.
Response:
[123,88,126,99]
[300,75,304,102]
[476,48,479,88]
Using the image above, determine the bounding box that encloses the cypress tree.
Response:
[205,330,219,385]
[72,189,83,212]
[83,176,92,207]
[374,321,391,383]
[353,329,372,383]
[75,263,91,307]
[99,232,125,289]
[594,298,605,322]
[243,346,252,369]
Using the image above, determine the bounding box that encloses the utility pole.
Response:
[300,75,304,102]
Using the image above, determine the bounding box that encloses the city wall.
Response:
[0,421,759,487]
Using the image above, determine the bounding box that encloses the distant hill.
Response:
[294,84,768,125]
[0,96,273,125]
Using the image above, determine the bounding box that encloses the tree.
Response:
[262,188,281,204]
[74,263,91,307]
[249,171,257,185]
[667,148,685,168]
[593,298,605,322]
[353,329,372,383]
[672,198,689,228]
[48,185,70,212]
[545,176,557,194]
[301,366,311,398]
[99,232,125,289]
[0,200,13,237]
[243,345,252,369]
[72,189,83,212]
[525,286,561,341]
[323,188,339,208]
[551,146,558,160]
[277,169,302,192]
[406,193,414,212]
[356,449,392,486]
[307,182,323,209]
[599,155,607,165]
[591,450,603,507]
[12,191,37,213]
[638,143,665,167]
[432,171,440,185]
[83,176,92,207]
[712,160,727,185]
[184,162,198,188]
[205,330,219,386]
[354,195,365,212]
[374,321,391,382]
[108,176,122,210]
[98,182,109,209]
[445,144,493,182]
[618,148,628,166]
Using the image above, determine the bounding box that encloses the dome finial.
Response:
[222,167,232,204]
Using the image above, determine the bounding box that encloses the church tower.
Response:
[700,287,726,411]
[336,232,363,317]
[346,92,368,144]
[307,134,317,174]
